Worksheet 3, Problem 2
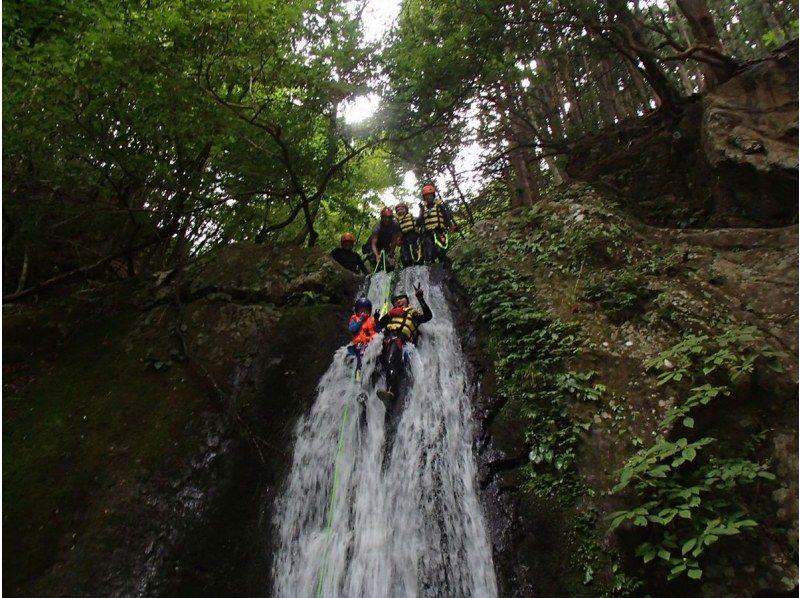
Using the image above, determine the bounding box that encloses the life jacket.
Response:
[351,314,377,346]
[385,306,419,343]
[397,212,416,235]
[421,200,447,232]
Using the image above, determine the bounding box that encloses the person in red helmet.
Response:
[330,232,368,275]
[374,284,432,402]
[395,202,421,267]
[369,206,401,271]
[417,183,455,264]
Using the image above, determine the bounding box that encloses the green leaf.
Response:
[683,417,694,428]
[681,538,697,555]
[687,568,702,580]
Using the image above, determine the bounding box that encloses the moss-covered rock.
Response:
[452,182,797,596]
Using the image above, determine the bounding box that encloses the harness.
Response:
[385,306,419,343]
[397,212,416,235]
[421,200,447,232]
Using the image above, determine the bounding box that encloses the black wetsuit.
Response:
[374,298,433,463]
[375,298,433,396]
[330,247,368,275]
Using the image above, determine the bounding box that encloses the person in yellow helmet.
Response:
[417,184,455,264]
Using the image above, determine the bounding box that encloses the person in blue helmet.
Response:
[346,296,377,377]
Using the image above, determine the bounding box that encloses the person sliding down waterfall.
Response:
[374,284,432,413]
[346,297,377,380]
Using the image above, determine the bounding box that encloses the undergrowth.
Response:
[608,326,784,582]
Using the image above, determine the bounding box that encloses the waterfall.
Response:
[272,266,497,597]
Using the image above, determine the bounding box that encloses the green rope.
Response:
[410,241,422,264]
[315,401,351,598]
[433,231,449,250]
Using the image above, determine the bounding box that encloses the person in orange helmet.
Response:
[330,232,368,275]
[417,183,455,264]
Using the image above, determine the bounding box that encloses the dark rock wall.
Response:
[566,41,798,229]
[3,244,361,596]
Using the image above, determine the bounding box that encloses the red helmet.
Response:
[380,207,393,218]
[340,232,355,243]
[421,184,436,196]
[395,202,409,213]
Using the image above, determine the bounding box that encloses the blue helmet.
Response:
[354,297,372,313]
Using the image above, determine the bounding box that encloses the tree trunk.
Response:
[553,54,585,131]
[15,248,29,294]
[607,0,684,112]
[589,58,618,125]
[675,0,729,88]
[446,163,475,225]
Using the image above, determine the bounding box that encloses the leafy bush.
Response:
[608,327,781,581]
[583,268,657,322]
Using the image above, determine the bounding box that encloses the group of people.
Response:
[330,183,457,276]
[346,285,432,403]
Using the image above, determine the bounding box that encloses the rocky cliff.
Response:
[3,243,360,596]
[454,45,798,597]
[566,41,798,229]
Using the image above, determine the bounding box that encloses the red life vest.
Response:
[350,314,377,346]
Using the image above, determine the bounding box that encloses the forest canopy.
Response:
[3,0,796,297]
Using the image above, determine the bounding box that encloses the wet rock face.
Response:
[702,40,798,225]
[4,242,361,596]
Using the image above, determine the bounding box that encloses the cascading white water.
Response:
[272,265,497,598]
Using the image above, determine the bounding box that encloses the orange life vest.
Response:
[351,314,377,346]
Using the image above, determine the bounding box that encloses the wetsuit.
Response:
[375,299,433,397]
[371,220,401,269]
[330,247,368,275]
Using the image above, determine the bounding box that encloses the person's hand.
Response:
[414,283,424,300]
[450,223,459,233]
[373,310,380,319]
